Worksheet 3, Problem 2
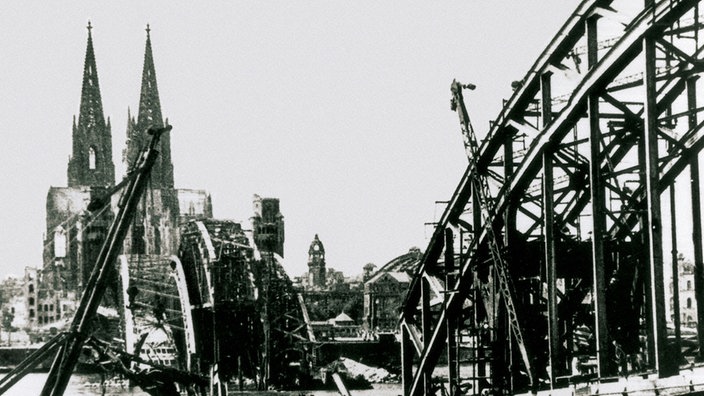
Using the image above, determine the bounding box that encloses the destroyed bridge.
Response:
[401,0,704,395]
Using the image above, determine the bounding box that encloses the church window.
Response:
[28,297,34,305]
[28,284,34,293]
[88,146,97,169]
[29,309,34,318]
[687,298,692,309]
[54,227,66,258]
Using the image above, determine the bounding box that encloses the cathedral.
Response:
[25,24,212,328]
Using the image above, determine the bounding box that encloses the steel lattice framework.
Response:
[401,1,704,395]
[120,219,312,395]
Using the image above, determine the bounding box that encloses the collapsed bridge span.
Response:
[121,219,313,394]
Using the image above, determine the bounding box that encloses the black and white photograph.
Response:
[1,1,704,395]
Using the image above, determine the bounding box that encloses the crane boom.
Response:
[450,80,534,387]
[38,125,172,396]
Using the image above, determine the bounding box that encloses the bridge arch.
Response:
[401,1,704,395]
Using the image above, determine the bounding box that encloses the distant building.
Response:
[297,234,366,328]
[24,267,76,329]
[363,247,422,332]
[330,312,357,338]
[670,256,698,327]
[251,195,285,257]
[307,234,326,288]
[364,272,411,332]
[310,312,357,340]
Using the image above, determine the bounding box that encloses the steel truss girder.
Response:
[402,1,704,395]
[175,220,309,392]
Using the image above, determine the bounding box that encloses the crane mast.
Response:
[0,125,172,396]
[450,80,534,387]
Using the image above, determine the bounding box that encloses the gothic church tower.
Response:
[122,26,179,257]
[44,23,116,302]
[123,25,174,189]
[35,24,213,328]
[67,22,115,188]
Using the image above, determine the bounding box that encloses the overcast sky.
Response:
[0,2,578,278]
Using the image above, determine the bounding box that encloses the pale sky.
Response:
[0,2,578,278]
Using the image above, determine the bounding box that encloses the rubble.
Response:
[329,357,398,384]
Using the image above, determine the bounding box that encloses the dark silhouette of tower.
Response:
[67,22,115,188]
[122,26,180,257]
[123,24,174,188]
[46,22,116,294]
[251,195,285,257]
[37,24,211,329]
[307,234,326,288]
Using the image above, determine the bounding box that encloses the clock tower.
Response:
[308,234,326,288]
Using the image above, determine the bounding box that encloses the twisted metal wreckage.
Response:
[401,0,704,395]
[0,126,314,395]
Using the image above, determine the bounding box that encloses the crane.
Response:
[0,125,173,396]
[450,80,535,387]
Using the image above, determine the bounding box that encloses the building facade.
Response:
[669,256,698,327]
[251,195,285,257]
[363,247,422,332]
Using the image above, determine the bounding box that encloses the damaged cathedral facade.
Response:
[25,24,213,329]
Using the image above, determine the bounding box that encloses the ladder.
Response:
[450,80,534,387]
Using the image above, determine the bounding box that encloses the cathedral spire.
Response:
[137,23,163,129]
[125,25,174,188]
[68,22,115,188]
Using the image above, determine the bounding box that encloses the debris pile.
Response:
[330,357,397,383]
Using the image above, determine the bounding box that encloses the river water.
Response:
[4,373,403,395]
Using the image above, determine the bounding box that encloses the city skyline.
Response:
[0,2,578,277]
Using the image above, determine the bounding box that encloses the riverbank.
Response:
[3,373,403,395]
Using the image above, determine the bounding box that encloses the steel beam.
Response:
[687,76,704,361]
[643,31,677,377]
[402,0,605,319]
[401,323,414,396]
[445,228,458,396]
[400,3,701,394]
[541,71,560,382]
[490,0,698,228]
[670,181,682,361]
[586,15,613,377]
[421,276,432,394]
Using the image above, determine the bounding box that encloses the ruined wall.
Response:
[121,188,180,258]
[177,188,213,223]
